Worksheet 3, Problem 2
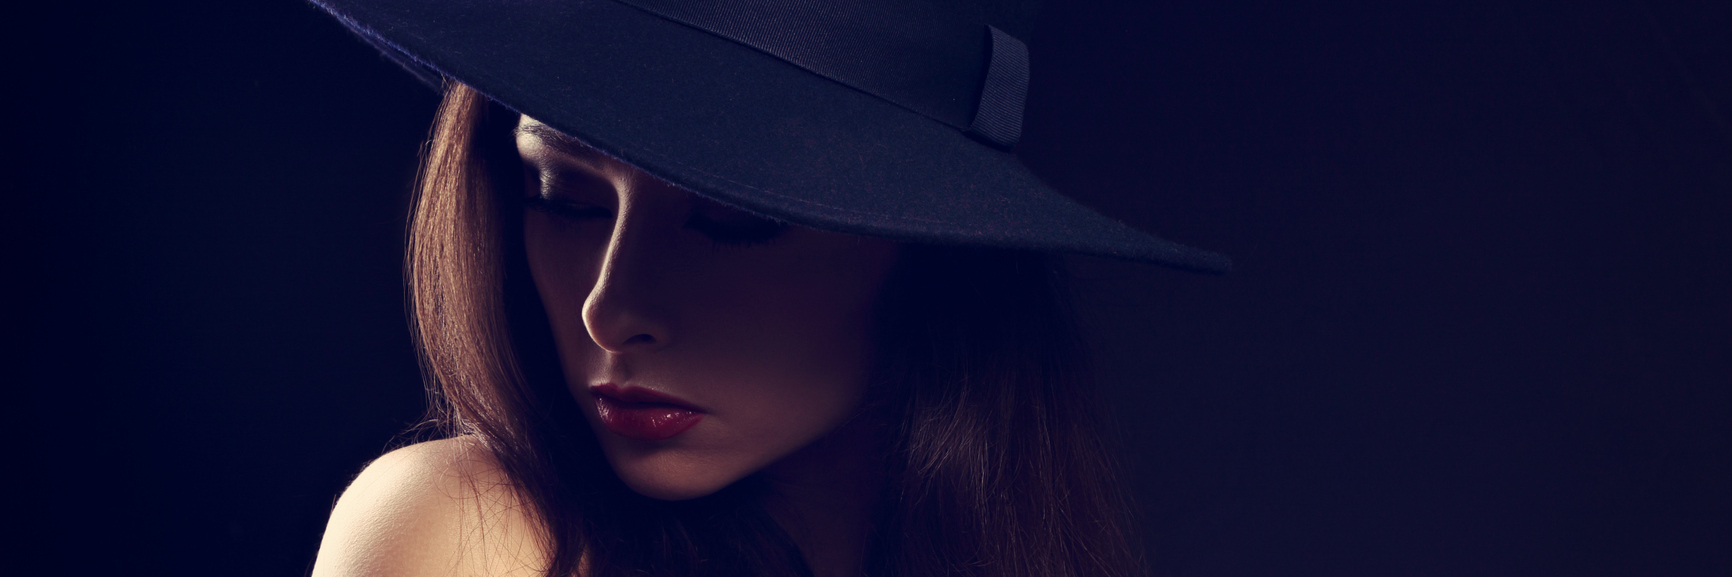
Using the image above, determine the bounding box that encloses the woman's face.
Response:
[517,116,900,500]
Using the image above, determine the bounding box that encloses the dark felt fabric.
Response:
[966,25,1030,148]
[619,0,984,131]
[311,0,1233,272]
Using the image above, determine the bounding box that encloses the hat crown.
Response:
[616,0,1039,146]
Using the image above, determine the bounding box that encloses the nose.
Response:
[581,196,675,354]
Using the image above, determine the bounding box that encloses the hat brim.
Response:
[313,0,1232,272]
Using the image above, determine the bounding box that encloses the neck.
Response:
[759,413,887,577]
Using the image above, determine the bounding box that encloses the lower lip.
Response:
[593,395,704,441]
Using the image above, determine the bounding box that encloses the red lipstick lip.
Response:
[589,383,704,411]
[588,383,705,441]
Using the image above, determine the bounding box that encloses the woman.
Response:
[308,1,1230,576]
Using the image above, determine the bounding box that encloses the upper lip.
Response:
[588,383,705,412]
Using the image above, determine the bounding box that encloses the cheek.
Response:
[692,241,895,435]
[706,302,865,427]
[522,213,603,358]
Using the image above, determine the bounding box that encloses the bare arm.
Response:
[310,437,552,577]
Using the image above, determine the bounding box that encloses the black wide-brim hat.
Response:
[312,0,1231,272]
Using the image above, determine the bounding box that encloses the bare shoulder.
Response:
[311,437,552,577]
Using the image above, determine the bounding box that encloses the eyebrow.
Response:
[514,123,613,167]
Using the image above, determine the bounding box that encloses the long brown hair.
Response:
[407,82,1145,577]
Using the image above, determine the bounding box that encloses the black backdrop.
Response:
[14,0,1730,575]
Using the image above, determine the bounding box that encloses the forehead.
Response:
[514,117,616,167]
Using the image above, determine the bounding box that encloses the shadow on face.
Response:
[515,115,901,500]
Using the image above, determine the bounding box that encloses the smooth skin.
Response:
[312,438,551,577]
[312,116,899,576]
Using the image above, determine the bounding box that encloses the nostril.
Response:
[623,334,657,346]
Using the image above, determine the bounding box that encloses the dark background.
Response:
[13,0,1729,575]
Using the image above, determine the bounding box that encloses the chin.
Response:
[606,449,748,501]
[622,476,726,501]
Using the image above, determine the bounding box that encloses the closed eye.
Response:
[685,200,789,246]
[525,195,612,221]
[523,165,615,222]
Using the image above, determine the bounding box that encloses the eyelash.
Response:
[687,212,789,247]
[524,194,610,221]
[523,181,788,247]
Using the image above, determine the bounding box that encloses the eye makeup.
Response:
[524,195,612,222]
[522,160,615,219]
[685,199,789,246]
[521,146,788,247]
